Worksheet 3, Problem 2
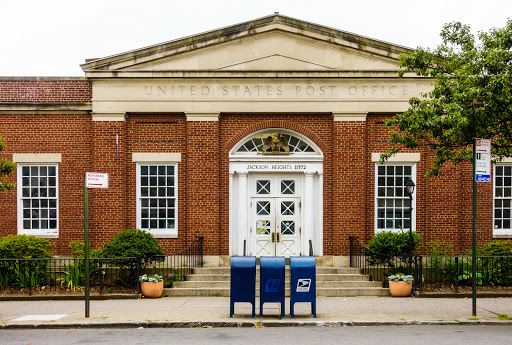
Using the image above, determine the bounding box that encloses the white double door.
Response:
[250,174,302,257]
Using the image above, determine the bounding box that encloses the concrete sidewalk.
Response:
[1,296,512,328]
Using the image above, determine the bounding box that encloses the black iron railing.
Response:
[349,236,412,285]
[141,236,204,288]
[0,237,204,295]
[417,254,512,292]
[0,257,139,295]
[350,236,512,292]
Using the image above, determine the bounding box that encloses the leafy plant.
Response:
[0,235,53,258]
[60,262,84,291]
[68,241,103,258]
[0,134,17,192]
[458,270,483,285]
[139,274,163,283]
[424,240,454,256]
[164,269,183,287]
[479,240,512,286]
[388,274,413,283]
[365,230,421,271]
[101,229,164,286]
[480,240,512,256]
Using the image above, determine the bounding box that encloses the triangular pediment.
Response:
[82,15,412,75]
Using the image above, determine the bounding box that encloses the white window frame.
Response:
[374,162,417,233]
[493,163,512,236]
[17,163,59,237]
[136,162,178,238]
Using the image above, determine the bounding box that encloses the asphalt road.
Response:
[1,325,511,345]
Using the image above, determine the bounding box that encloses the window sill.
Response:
[19,233,59,239]
[152,234,178,239]
[493,234,512,239]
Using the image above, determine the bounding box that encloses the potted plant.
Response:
[139,274,164,298]
[387,274,413,297]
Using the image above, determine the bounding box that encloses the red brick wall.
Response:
[0,113,92,255]
[333,121,367,255]
[0,78,91,103]
[125,114,188,253]
[186,120,219,255]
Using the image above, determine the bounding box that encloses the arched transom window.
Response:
[232,129,322,156]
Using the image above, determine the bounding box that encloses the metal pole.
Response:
[472,140,477,316]
[84,174,90,318]
[409,192,413,275]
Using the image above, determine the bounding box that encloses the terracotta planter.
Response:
[389,281,412,297]
[140,281,164,298]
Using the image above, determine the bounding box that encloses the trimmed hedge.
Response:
[0,235,53,258]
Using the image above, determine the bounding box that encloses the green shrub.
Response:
[101,229,164,286]
[365,230,421,272]
[0,235,53,288]
[424,240,454,256]
[0,235,53,258]
[480,240,512,256]
[479,240,512,286]
[102,229,163,264]
[366,230,421,257]
[68,241,102,258]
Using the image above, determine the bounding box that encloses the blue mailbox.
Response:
[230,256,256,318]
[259,256,285,318]
[290,256,316,318]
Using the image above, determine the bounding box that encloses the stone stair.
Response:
[165,266,390,297]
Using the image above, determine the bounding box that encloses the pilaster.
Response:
[185,112,220,254]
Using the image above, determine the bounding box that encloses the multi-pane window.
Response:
[138,164,177,233]
[494,165,512,232]
[18,164,58,235]
[375,164,415,232]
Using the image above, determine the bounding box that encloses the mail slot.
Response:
[230,256,256,318]
[290,256,316,318]
[259,256,285,318]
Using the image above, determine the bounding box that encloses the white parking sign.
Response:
[85,172,109,189]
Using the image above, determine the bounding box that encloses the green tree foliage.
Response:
[0,235,53,258]
[0,135,17,191]
[381,20,512,175]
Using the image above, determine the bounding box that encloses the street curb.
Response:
[0,294,140,301]
[1,320,511,329]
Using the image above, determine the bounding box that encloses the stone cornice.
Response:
[85,70,423,79]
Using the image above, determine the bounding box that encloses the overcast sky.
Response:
[2,0,510,76]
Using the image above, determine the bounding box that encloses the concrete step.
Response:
[191,267,361,275]
[186,273,369,282]
[173,280,382,289]
[317,288,390,297]
[316,281,382,288]
[167,266,386,297]
[165,287,390,297]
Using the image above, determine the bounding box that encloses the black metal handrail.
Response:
[309,239,314,256]
[143,236,204,288]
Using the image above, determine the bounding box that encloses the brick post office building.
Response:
[0,15,508,265]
